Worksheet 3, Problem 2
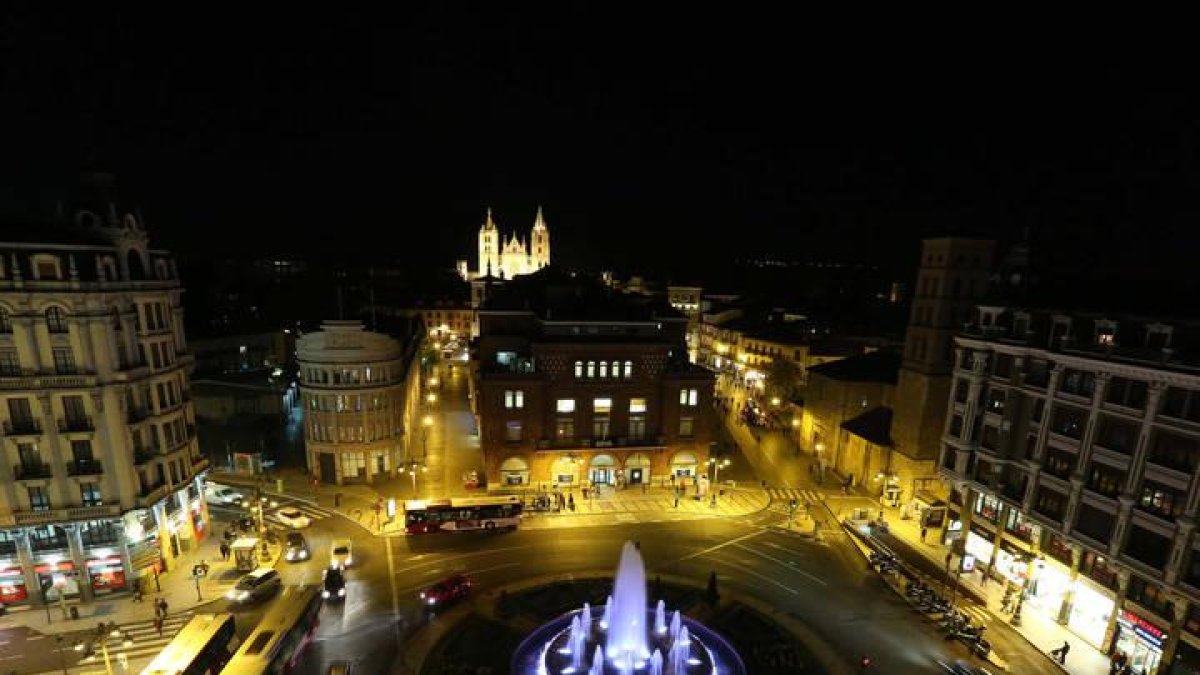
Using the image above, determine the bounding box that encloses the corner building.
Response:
[475,268,713,488]
[0,174,209,607]
[939,308,1200,674]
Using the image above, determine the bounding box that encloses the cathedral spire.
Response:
[482,207,497,231]
[533,205,547,230]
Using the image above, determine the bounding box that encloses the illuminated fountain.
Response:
[512,541,745,675]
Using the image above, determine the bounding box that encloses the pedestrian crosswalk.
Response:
[72,611,194,673]
[262,500,338,528]
[766,487,822,505]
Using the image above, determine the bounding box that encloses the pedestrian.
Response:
[582,486,589,499]
[133,582,144,603]
[154,615,164,637]
[220,541,230,561]
[158,597,169,618]
[920,526,928,542]
[568,495,575,512]
[674,491,680,508]
[1051,640,1070,664]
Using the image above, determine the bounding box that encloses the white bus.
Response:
[140,613,239,675]
[222,585,322,674]
[403,495,523,534]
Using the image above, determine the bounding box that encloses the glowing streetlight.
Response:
[770,396,781,407]
[791,418,800,429]
[428,376,439,387]
[426,392,438,404]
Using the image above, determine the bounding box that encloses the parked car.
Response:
[284,532,310,562]
[330,538,353,568]
[419,574,472,607]
[322,567,346,601]
[275,507,312,529]
[205,486,245,506]
[226,569,282,604]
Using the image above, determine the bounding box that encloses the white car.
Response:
[330,538,353,568]
[275,507,312,529]
[205,486,244,506]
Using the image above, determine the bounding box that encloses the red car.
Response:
[419,574,472,607]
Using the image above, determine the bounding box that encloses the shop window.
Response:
[1043,534,1074,566]
[340,453,366,478]
[79,521,119,547]
[28,525,66,552]
[973,493,1001,523]
[1004,509,1040,543]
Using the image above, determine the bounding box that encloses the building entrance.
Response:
[629,468,643,484]
[590,468,612,485]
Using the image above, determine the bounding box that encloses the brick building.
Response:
[474,268,714,489]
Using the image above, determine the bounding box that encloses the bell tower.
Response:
[531,205,550,269]
[478,207,500,277]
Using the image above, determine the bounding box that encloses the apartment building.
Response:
[939,309,1200,674]
[475,268,713,488]
[0,174,208,606]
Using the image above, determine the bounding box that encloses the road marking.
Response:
[706,556,800,595]
[732,542,827,586]
[677,529,764,562]
[386,536,401,643]
[391,545,532,574]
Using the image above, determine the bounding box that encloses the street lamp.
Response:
[407,460,427,496]
[708,456,731,507]
[76,622,132,675]
[426,392,438,404]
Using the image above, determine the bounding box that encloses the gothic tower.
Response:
[531,205,550,269]
[478,208,500,277]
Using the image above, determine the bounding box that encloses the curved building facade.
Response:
[298,321,418,484]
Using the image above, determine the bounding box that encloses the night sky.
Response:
[2,9,1197,305]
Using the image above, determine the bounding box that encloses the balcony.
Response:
[67,459,103,476]
[13,462,53,480]
[3,418,42,436]
[0,368,97,390]
[58,416,94,433]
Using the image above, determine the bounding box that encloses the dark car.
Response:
[284,532,310,562]
[322,567,346,601]
[419,574,472,607]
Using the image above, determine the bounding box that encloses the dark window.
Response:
[1106,377,1148,411]
[1161,387,1200,424]
[1024,359,1051,388]
[981,425,1000,451]
[1127,575,1175,618]
[954,379,969,404]
[986,388,1007,414]
[1086,463,1125,498]
[45,306,68,333]
[1049,404,1088,440]
[949,414,964,438]
[993,353,1014,379]
[1059,369,1096,398]
[1043,447,1076,479]
[1074,502,1115,542]
[1034,487,1067,521]
[1030,398,1046,423]
[1095,416,1139,455]
[1147,431,1200,473]
[1125,527,1174,572]
[1023,434,1038,460]
[0,308,10,334]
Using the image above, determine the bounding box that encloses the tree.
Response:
[765,358,802,403]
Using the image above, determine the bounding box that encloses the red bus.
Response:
[404,495,523,534]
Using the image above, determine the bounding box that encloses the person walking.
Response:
[154,614,164,637]
[220,541,230,561]
[1051,640,1070,664]
[920,526,928,542]
[568,495,575,512]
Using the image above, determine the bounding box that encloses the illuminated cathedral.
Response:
[457,207,550,280]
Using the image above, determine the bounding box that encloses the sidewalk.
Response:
[513,483,771,530]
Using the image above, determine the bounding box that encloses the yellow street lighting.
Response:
[428,377,440,387]
[791,418,800,428]
[422,415,433,428]
[426,392,438,404]
[770,397,781,407]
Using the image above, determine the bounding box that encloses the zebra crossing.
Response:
[766,487,822,505]
[262,500,338,528]
[71,611,194,673]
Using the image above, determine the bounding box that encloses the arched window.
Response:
[599,361,608,378]
[46,307,68,334]
[624,360,633,379]
[0,307,11,334]
[574,360,583,378]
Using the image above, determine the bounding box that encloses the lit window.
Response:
[679,416,695,437]
[680,388,698,407]
[599,361,608,378]
[625,360,633,378]
[593,398,612,414]
[556,399,576,413]
[505,421,522,442]
[629,398,647,414]
[575,360,583,378]
[611,361,622,378]
[504,390,524,409]
[587,361,595,378]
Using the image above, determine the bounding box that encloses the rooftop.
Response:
[840,406,894,447]
[481,266,684,323]
[807,350,901,384]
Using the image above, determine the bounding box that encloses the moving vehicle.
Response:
[404,496,522,534]
[275,507,312,529]
[330,538,353,568]
[284,532,309,562]
[322,567,346,601]
[139,613,239,675]
[231,537,261,572]
[205,485,244,506]
[419,574,472,607]
[226,569,282,604]
[223,586,322,674]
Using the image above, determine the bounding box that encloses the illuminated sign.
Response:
[1118,610,1166,650]
[960,553,976,573]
